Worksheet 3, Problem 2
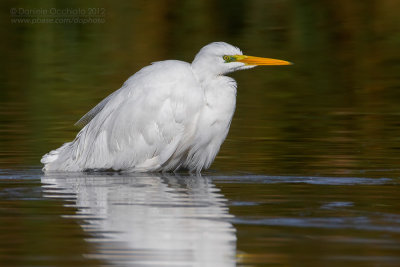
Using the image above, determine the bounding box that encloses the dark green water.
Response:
[1,0,400,266]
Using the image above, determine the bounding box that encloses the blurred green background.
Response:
[1,0,400,176]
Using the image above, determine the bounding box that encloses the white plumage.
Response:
[41,42,290,172]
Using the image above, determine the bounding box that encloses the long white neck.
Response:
[191,61,221,84]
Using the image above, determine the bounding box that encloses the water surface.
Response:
[1,170,400,266]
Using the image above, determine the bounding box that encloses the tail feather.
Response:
[41,143,70,171]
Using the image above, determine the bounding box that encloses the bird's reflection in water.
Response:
[41,172,236,266]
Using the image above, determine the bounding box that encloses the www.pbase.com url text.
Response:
[10,17,105,24]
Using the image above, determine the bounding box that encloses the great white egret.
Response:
[41,42,291,172]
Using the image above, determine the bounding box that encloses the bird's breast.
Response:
[203,76,237,118]
[194,76,237,144]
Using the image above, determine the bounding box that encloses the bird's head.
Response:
[191,42,291,80]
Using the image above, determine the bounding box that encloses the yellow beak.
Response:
[235,55,292,66]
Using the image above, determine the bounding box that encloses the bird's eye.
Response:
[223,55,235,63]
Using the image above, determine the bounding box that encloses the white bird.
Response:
[41,42,291,173]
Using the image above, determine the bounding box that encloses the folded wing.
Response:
[43,60,204,171]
